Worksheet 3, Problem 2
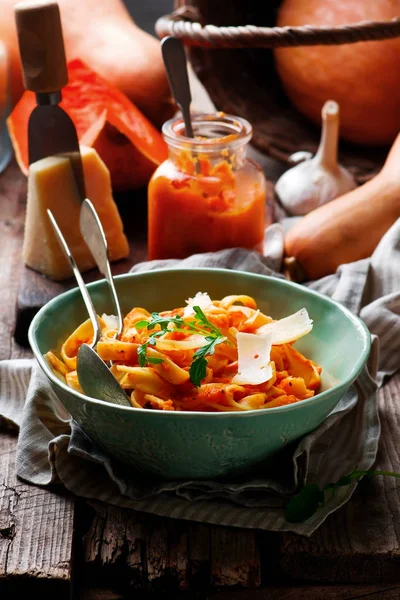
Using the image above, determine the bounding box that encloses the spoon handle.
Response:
[47,209,102,347]
[161,36,194,138]
[79,198,124,338]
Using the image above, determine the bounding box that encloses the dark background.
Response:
[124,0,173,35]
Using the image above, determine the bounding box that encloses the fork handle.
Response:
[47,209,102,347]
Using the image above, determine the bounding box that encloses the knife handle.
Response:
[15,0,68,94]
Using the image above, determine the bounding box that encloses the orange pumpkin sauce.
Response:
[148,152,268,260]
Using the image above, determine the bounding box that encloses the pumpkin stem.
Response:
[315,100,339,172]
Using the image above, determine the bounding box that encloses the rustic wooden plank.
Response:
[83,501,145,582]
[0,430,74,593]
[279,373,400,584]
[81,501,106,569]
[96,504,130,567]
[80,589,124,600]
[79,583,400,599]
[146,519,169,585]
[124,511,145,579]
[84,504,193,592]
[188,523,211,587]
[0,162,76,596]
[210,527,261,588]
[0,163,27,360]
[83,503,264,592]
[167,521,189,590]
[208,585,400,599]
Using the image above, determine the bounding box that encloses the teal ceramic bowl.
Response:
[29,268,371,480]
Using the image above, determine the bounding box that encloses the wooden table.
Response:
[1,162,400,600]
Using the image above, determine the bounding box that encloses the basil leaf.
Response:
[285,484,325,523]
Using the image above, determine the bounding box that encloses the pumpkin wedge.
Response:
[7,59,168,190]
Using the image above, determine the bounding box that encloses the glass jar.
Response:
[148,112,272,260]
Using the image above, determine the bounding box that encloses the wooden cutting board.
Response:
[14,188,148,347]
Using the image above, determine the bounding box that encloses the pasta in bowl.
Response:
[29,268,371,479]
[46,293,322,413]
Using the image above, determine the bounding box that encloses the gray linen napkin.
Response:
[1,219,400,535]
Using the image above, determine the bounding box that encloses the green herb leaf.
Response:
[137,343,148,368]
[145,312,184,331]
[189,355,208,386]
[285,468,400,524]
[192,305,221,335]
[285,484,325,523]
[336,475,354,487]
[134,320,148,330]
[189,335,226,387]
[146,357,164,365]
[135,306,226,384]
[137,330,165,368]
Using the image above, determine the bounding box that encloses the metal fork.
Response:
[48,209,131,407]
[79,198,124,339]
[47,209,102,349]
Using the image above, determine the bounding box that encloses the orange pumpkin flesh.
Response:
[7,59,168,191]
[0,0,175,127]
[275,0,400,146]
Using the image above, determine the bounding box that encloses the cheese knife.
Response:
[16,1,122,340]
[15,0,85,200]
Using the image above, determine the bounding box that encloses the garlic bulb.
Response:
[275,100,357,216]
[288,150,313,164]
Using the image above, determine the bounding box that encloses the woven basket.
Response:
[156,2,400,183]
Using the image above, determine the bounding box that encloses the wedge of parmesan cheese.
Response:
[256,308,313,345]
[232,332,273,385]
[23,146,129,281]
[183,292,213,317]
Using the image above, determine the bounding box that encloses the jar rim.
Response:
[162,112,252,152]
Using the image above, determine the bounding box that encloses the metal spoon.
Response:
[161,36,201,174]
[76,342,131,407]
[161,36,194,138]
[48,209,131,407]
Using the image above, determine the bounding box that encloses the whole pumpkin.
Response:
[274,0,400,146]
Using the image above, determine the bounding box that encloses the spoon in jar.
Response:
[48,209,131,408]
[161,36,200,172]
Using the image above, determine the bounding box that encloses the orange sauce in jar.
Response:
[148,113,272,260]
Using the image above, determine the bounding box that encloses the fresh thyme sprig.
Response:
[136,306,227,386]
[285,468,400,523]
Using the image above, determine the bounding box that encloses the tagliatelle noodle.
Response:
[44,294,322,412]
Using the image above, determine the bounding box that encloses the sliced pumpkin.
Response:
[7,59,168,190]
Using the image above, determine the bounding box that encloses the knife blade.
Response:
[15,0,86,201]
